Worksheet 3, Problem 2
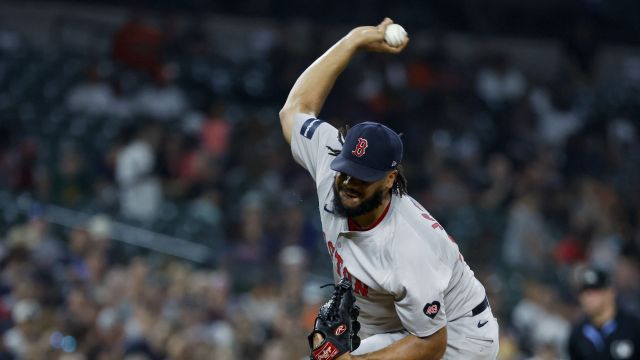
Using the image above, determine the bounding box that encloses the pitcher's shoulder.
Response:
[394,196,447,237]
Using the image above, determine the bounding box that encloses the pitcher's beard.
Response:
[332,184,386,218]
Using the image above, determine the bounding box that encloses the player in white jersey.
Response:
[279,18,499,359]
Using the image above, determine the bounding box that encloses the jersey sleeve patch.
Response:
[423,301,441,319]
[300,118,324,139]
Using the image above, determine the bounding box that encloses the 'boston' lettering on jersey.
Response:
[327,240,369,297]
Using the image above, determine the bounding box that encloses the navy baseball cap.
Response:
[330,122,403,182]
[578,267,611,292]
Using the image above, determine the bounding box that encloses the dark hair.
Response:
[327,125,408,197]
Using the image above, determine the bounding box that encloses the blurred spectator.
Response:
[512,278,571,358]
[278,245,306,301]
[112,12,166,77]
[200,102,232,159]
[571,179,625,271]
[478,154,514,211]
[476,52,526,109]
[133,66,187,122]
[115,124,163,222]
[276,194,321,260]
[568,267,640,360]
[502,191,555,273]
[188,188,223,221]
[529,84,584,147]
[6,204,49,251]
[227,197,278,292]
[497,329,521,360]
[5,140,38,194]
[613,250,640,317]
[52,143,91,207]
[2,299,43,358]
[66,64,132,118]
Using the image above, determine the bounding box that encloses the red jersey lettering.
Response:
[335,252,344,278]
[331,245,369,297]
[354,279,369,297]
[327,241,336,257]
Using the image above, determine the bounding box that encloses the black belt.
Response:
[471,296,489,316]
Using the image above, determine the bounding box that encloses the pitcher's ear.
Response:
[385,170,398,190]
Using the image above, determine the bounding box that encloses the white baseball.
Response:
[384,24,407,47]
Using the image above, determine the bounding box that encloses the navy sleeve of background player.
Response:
[567,325,585,360]
[290,112,341,183]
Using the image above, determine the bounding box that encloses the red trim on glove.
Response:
[312,341,341,360]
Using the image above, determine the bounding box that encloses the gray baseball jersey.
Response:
[290,113,486,338]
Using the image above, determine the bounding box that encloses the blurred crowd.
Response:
[1,8,640,360]
[0,208,320,359]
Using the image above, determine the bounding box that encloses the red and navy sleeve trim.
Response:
[300,118,324,139]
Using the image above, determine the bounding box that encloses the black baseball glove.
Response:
[308,278,361,360]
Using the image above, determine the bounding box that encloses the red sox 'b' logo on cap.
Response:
[352,138,368,157]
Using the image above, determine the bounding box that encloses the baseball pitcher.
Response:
[280,18,500,359]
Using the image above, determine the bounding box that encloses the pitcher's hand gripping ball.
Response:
[384,23,407,47]
[308,278,361,360]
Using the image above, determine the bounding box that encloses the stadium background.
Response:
[0,0,639,359]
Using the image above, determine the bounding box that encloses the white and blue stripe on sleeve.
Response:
[300,118,324,139]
